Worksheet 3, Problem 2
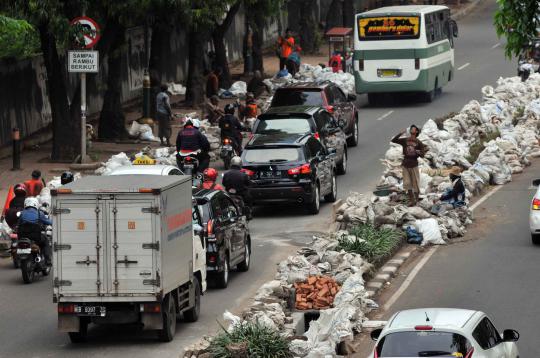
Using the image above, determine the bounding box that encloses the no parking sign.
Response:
[70,16,101,49]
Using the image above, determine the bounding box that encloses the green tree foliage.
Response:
[0,15,39,59]
[494,0,540,58]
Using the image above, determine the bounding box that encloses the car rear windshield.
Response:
[244,147,301,163]
[271,89,323,107]
[255,118,312,135]
[376,331,471,357]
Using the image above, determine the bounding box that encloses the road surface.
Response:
[0,1,518,356]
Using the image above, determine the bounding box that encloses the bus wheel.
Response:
[367,93,380,106]
[422,90,435,103]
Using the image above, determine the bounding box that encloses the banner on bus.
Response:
[358,16,420,40]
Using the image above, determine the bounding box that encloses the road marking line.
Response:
[491,43,501,49]
[376,110,394,121]
[383,247,438,311]
[457,62,470,70]
[470,185,503,211]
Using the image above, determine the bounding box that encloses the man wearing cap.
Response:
[440,167,466,205]
[391,125,427,206]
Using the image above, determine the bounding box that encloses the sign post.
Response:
[69,16,100,163]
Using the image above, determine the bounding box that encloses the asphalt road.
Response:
[354,161,540,358]
[0,1,518,356]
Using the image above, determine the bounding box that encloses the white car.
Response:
[107,164,183,176]
[529,178,540,244]
[370,308,519,358]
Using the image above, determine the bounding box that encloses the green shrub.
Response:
[337,224,401,263]
[209,321,292,358]
[465,129,500,164]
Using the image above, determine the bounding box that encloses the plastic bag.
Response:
[228,81,247,96]
[128,121,141,137]
[139,124,158,142]
[415,218,445,245]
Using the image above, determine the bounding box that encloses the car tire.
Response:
[347,120,358,147]
[68,318,89,343]
[307,184,320,215]
[324,174,337,203]
[215,255,230,289]
[532,233,540,245]
[237,240,251,272]
[337,150,347,175]
[158,294,177,342]
[183,276,201,322]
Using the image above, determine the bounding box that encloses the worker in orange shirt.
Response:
[24,170,45,197]
[329,51,343,73]
[277,28,295,71]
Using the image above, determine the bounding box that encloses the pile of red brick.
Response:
[294,275,341,310]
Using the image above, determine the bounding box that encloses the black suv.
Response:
[269,81,359,147]
[253,106,348,174]
[241,133,337,214]
[193,189,251,289]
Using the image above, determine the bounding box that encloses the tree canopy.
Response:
[494,0,540,58]
[0,15,40,59]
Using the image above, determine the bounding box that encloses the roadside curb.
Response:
[451,0,483,21]
[365,247,416,298]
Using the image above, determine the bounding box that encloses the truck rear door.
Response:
[55,200,106,295]
[107,199,157,295]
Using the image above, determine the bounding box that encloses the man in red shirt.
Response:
[24,170,45,197]
[199,168,224,190]
[329,52,342,73]
[277,28,295,71]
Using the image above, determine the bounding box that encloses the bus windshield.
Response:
[358,16,420,41]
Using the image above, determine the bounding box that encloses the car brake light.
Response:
[207,219,214,236]
[533,198,540,210]
[359,59,364,71]
[314,132,320,140]
[414,325,433,330]
[415,58,420,70]
[58,303,75,314]
[465,348,474,358]
[241,168,255,177]
[326,106,334,114]
[288,164,312,175]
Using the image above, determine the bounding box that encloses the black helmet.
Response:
[31,170,41,179]
[61,171,74,185]
[224,103,235,115]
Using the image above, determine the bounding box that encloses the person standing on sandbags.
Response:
[391,125,426,206]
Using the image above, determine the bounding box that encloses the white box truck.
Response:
[51,175,206,343]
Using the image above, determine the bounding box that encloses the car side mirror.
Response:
[533,178,540,187]
[450,20,458,37]
[502,329,520,342]
[370,328,382,341]
[347,93,357,101]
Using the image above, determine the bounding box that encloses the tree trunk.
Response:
[250,12,266,75]
[38,23,80,161]
[98,21,128,140]
[325,0,344,32]
[148,23,172,120]
[185,27,208,107]
[212,1,241,89]
[343,0,355,28]
[299,0,319,54]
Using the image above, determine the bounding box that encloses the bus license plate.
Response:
[75,305,106,317]
[379,69,400,77]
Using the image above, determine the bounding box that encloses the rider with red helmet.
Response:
[199,168,224,190]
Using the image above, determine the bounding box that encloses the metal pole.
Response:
[12,128,20,171]
[81,72,87,163]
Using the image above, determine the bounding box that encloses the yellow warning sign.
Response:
[77,222,86,230]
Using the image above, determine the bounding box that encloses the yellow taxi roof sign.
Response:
[133,155,156,165]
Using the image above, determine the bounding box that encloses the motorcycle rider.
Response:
[199,168,225,190]
[60,171,75,185]
[222,156,252,219]
[4,183,27,229]
[17,197,53,266]
[24,170,45,197]
[176,117,211,172]
[219,103,245,155]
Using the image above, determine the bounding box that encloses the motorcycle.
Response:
[517,39,540,82]
[227,189,253,221]
[176,150,203,186]
[220,137,236,170]
[18,225,52,284]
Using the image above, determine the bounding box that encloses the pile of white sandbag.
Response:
[263,63,356,96]
[127,121,159,142]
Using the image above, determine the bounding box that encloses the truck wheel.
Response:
[68,319,88,343]
[184,276,201,322]
[215,256,229,289]
[237,241,251,272]
[21,259,35,284]
[158,294,177,342]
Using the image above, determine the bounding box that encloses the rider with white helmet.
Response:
[18,197,53,265]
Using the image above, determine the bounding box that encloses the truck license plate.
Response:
[75,305,106,317]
